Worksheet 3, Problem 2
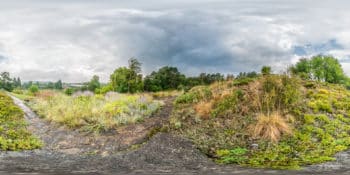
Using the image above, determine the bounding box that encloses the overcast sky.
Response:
[0,0,349,82]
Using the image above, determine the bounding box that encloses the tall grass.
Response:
[250,112,292,142]
[29,91,163,132]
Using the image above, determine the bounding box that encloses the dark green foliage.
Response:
[261,66,271,75]
[0,72,21,91]
[291,55,347,84]
[87,75,101,92]
[110,58,143,93]
[64,88,75,96]
[144,66,186,92]
[144,67,224,92]
[235,71,259,79]
[54,80,63,90]
[29,85,39,94]
[198,73,225,85]
[0,92,42,150]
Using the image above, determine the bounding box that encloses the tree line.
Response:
[2,55,349,94]
[99,58,226,93]
[289,55,349,85]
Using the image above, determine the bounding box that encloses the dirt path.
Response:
[1,96,350,174]
[9,95,174,155]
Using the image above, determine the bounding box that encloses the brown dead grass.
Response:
[250,112,293,142]
[194,101,213,119]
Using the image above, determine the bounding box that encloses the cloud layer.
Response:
[0,0,350,82]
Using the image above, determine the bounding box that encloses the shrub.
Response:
[174,86,212,105]
[29,85,39,94]
[261,66,271,75]
[64,88,75,96]
[211,92,238,117]
[250,112,292,143]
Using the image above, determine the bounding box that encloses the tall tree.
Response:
[0,72,14,91]
[261,66,272,75]
[54,80,63,90]
[88,75,101,92]
[292,55,347,84]
[110,58,143,93]
[144,66,185,92]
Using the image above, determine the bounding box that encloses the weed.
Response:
[0,92,42,150]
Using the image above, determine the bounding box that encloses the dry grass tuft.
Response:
[35,90,55,100]
[250,112,293,142]
[194,101,213,119]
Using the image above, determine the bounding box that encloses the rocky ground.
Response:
[0,96,350,175]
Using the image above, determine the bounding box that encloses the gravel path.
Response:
[1,96,350,175]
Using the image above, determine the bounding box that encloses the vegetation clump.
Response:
[170,71,350,169]
[0,92,42,150]
[28,91,163,132]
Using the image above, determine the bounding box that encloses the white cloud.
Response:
[1,0,350,82]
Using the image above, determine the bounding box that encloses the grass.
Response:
[170,75,350,169]
[26,91,163,132]
[250,112,293,143]
[0,91,42,151]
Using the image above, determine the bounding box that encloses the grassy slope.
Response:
[0,92,42,151]
[170,75,350,169]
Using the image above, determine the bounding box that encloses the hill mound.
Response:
[170,75,350,169]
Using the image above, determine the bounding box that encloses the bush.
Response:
[174,86,212,105]
[29,85,39,94]
[261,66,272,75]
[64,88,75,96]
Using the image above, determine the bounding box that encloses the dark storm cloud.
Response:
[1,0,350,82]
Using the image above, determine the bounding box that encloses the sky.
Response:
[0,0,350,82]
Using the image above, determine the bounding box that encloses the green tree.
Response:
[0,72,14,91]
[64,88,74,96]
[47,82,54,89]
[110,58,143,93]
[144,66,186,92]
[87,75,101,92]
[261,66,271,76]
[54,80,63,90]
[292,55,347,84]
[16,77,21,88]
[29,85,39,94]
[290,58,312,80]
[128,57,141,74]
